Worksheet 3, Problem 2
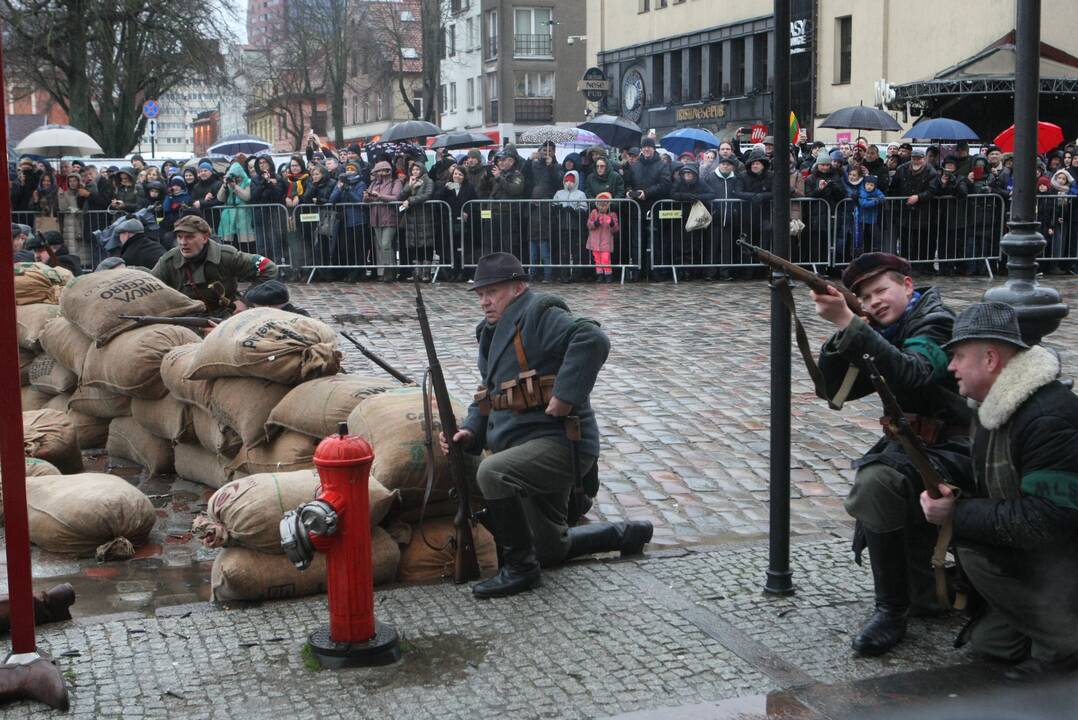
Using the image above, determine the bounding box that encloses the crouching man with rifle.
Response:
[811,253,972,656]
[439,252,652,599]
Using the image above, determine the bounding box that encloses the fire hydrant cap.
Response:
[313,423,373,467]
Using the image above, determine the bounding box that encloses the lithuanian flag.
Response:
[789,111,801,143]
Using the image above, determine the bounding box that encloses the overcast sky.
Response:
[224,0,247,45]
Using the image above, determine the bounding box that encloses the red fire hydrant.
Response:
[280,422,400,668]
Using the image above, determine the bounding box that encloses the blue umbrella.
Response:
[902,117,980,141]
[208,133,271,157]
[660,128,722,155]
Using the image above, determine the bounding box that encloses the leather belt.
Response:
[476,372,556,415]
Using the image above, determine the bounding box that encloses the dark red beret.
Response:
[841,253,912,293]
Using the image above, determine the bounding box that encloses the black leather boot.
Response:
[906,524,949,617]
[852,528,910,656]
[472,496,542,599]
[563,521,654,562]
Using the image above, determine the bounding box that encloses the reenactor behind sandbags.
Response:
[811,253,973,657]
[150,213,277,315]
[921,303,1078,684]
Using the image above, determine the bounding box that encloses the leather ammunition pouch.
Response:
[880,414,967,446]
[474,323,557,416]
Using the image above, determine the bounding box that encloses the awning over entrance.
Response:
[890,32,1078,144]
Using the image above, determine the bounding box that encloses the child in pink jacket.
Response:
[586,191,619,282]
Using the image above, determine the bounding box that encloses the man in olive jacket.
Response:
[443,253,652,599]
[151,214,277,314]
[813,252,971,656]
[923,303,1078,683]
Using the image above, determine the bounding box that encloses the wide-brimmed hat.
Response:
[943,302,1029,349]
[471,252,527,290]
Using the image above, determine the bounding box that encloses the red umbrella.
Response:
[993,121,1064,154]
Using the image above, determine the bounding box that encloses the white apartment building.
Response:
[439,0,486,131]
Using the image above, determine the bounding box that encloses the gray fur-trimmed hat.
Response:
[943,302,1029,350]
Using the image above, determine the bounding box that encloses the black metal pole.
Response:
[983,0,1067,342]
[764,0,794,596]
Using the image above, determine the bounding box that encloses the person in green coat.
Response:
[583,157,625,199]
[215,162,255,248]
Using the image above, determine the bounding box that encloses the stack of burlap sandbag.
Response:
[195,469,401,601]
[0,457,62,525]
[345,386,499,584]
[14,262,78,416]
[161,308,347,489]
[57,268,206,473]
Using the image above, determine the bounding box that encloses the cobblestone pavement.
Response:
[7,536,1014,720]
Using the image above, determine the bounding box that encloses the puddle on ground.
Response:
[356,633,491,690]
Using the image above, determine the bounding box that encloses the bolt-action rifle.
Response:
[339,331,415,385]
[413,277,481,584]
[736,237,863,315]
[118,315,216,328]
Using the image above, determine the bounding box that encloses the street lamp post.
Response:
[764,0,795,596]
[983,0,1068,340]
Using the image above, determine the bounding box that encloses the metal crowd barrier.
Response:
[1036,194,1078,267]
[459,198,643,283]
[208,203,293,271]
[291,200,454,283]
[649,198,832,282]
[831,193,1005,275]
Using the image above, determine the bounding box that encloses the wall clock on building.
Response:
[621,69,645,123]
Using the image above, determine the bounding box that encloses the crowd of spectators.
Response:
[10,127,1078,282]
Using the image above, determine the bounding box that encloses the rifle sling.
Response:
[774,279,844,410]
[417,369,452,554]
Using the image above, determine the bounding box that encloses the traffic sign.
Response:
[147,119,157,138]
[142,100,160,119]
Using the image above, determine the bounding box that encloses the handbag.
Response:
[318,207,340,237]
[685,201,712,231]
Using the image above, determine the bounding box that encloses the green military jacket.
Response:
[150,239,277,311]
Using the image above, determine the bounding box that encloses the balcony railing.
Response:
[514,33,553,57]
[514,97,554,123]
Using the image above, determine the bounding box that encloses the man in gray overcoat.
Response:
[442,252,653,598]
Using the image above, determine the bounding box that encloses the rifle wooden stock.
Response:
[118,315,215,328]
[414,278,481,583]
[736,238,863,316]
[339,331,415,385]
[862,355,943,499]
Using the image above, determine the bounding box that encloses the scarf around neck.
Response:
[877,290,922,341]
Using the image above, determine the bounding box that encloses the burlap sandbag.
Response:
[16,303,61,351]
[32,363,78,396]
[23,409,83,474]
[82,325,201,400]
[231,431,318,475]
[210,527,399,601]
[39,316,93,374]
[0,459,62,525]
[174,443,233,490]
[397,517,499,584]
[14,262,72,306]
[192,407,242,457]
[193,469,397,553]
[26,473,155,558]
[347,387,481,509]
[19,348,35,386]
[68,385,132,420]
[25,354,60,394]
[186,308,341,384]
[106,417,174,475]
[70,409,110,449]
[268,375,393,439]
[209,378,290,447]
[44,392,71,412]
[59,267,204,345]
[131,395,193,443]
[21,386,53,411]
[161,343,214,410]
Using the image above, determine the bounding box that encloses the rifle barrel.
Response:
[339,331,414,385]
[736,238,862,315]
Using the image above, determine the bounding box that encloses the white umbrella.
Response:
[15,124,103,157]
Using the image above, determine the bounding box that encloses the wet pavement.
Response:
[3,275,1076,717]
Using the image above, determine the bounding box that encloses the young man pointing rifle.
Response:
[812,253,972,656]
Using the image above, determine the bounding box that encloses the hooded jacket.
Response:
[583,163,626,199]
[398,166,435,248]
[671,163,716,203]
[367,161,403,227]
[216,163,254,237]
[112,168,141,212]
[328,170,369,227]
[119,232,167,270]
[553,170,588,211]
[162,177,192,232]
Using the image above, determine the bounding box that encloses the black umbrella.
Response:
[578,115,642,149]
[381,120,442,142]
[819,103,902,132]
[430,131,494,150]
